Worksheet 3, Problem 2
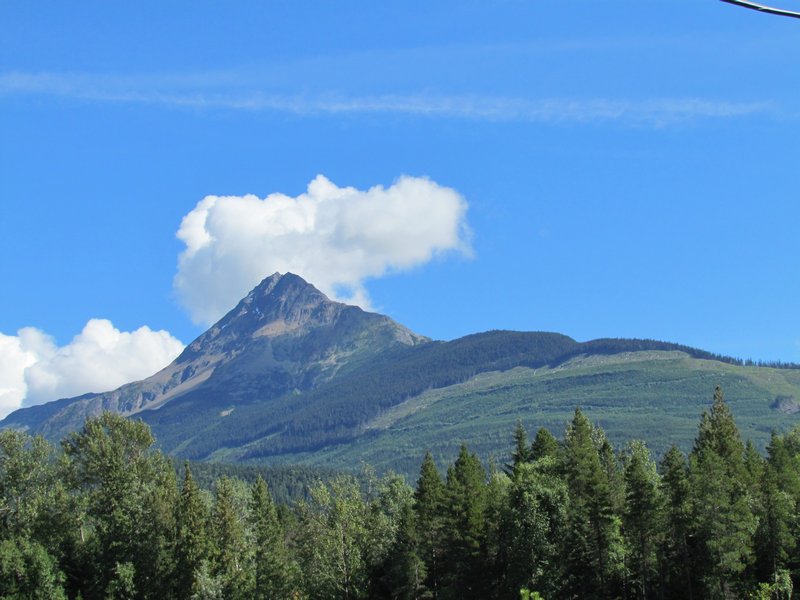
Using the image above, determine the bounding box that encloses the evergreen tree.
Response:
[623,440,662,600]
[105,562,137,600]
[598,431,625,517]
[561,408,623,599]
[754,430,800,588]
[529,427,559,462]
[482,466,510,595]
[249,476,296,599]
[126,451,178,600]
[659,445,695,600]
[508,421,531,474]
[414,452,446,599]
[689,386,757,598]
[441,444,487,599]
[380,502,426,600]
[190,560,224,600]
[210,477,250,600]
[175,463,210,600]
[743,440,764,494]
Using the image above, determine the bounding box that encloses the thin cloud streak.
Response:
[0,71,774,127]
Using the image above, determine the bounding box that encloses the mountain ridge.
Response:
[3,272,800,475]
[2,272,427,438]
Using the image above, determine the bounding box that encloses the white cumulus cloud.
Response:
[0,319,185,419]
[174,174,472,325]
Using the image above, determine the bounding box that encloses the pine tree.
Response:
[441,444,487,599]
[482,466,510,595]
[693,386,743,465]
[754,430,800,588]
[530,427,559,462]
[210,477,250,600]
[381,502,426,600]
[622,440,662,600]
[249,476,296,600]
[414,452,446,599]
[508,421,532,475]
[175,463,210,600]
[561,408,622,600]
[659,445,695,600]
[689,386,756,599]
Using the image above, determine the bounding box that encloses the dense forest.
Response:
[1,387,799,599]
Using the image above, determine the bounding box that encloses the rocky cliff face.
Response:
[2,273,427,439]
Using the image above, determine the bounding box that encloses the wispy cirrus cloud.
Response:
[0,70,773,127]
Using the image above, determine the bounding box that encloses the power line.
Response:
[720,0,800,18]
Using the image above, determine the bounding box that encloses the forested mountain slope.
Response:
[3,273,800,475]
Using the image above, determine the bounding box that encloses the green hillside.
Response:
[195,349,800,477]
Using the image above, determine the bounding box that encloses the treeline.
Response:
[177,460,347,505]
[2,387,800,599]
[577,338,800,370]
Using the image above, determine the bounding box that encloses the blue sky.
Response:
[1,1,799,415]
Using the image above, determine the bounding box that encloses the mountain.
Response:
[4,272,800,476]
[3,273,426,443]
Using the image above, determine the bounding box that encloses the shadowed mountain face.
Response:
[4,273,800,476]
[2,273,427,441]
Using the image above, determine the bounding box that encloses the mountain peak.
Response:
[245,272,329,310]
[233,272,342,334]
[177,272,423,363]
[246,271,309,299]
[0,272,427,439]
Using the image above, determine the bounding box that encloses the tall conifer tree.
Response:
[414,452,446,599]
[381,502,426,600]
[689,386,756,598]
[210,477,250,600]
[659,445,695,600]
[623,440,662,600]
[175,463,209,600]
[250,476,296,600]
[754,430,800,587]
[442,445,487,599]
[530,428,559,463]
[508,422,532,475]
[561,409,622,599]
